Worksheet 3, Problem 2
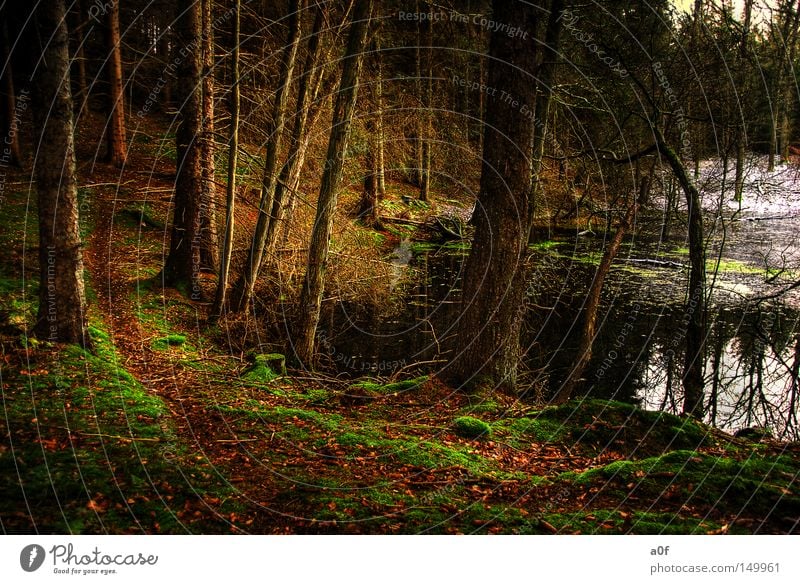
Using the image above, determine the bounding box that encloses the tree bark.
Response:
[528,0,564,243]
[655,129,707,418]
[1,20,21,167]
[72,0,88,111]
[374,30,386,199]
[230,0,303,312]
[212,0,240,317]
[419,6,432,202]
[553,198,638,404]
[160,0,204,298]
[443,0,541,393]
[199,0,218,272]
[104,0,127,166]
[262,3,326,266]
[358,33,383,226]
[29,0,89,345]
[293,0,373,366]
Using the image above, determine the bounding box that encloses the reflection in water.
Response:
[322,241,800,440]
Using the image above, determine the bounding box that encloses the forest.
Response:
[0,0,799,535]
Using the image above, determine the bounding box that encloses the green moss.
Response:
[152,334,187,349]
[496,399,709,456]
[0,321,231,533]
[540,509,736,535]
[707,258,761,274]
[459,399,502,415]
[242,353,286,383]
[562,449,800,518]
[529,240,561,250]
[335,429,493,475]
[453,416,492,439]
[348,376,428,396]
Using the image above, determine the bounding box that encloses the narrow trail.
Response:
[79,153,287,530]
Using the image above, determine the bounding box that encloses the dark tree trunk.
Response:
[358,34,383,226]
[528,0,563,243]
[444,0,541,392]
[359,118,380,226]
[293,0,373,367]
[1,20,21,167]
[230,0,303,312]
[212,0,240,317]
[554,198,638,404]
[160,0,204,298]
[419,10,432,202]
[262,3,326,266]
[734,131,745,204]
[655,129,707,418]
[29,0,89,345]
[199,0,218,272]
[72,0,88,111]
[104,0,127,166]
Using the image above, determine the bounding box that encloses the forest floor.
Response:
[1,115,799,534]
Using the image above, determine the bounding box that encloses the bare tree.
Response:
[213,0,240,317]
[293,0,373,366]
[231,0,304,312]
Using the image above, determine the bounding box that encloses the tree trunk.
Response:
[769,0,800,171]
[554,198,638,404]
[734,131,745,204]
[72,0,88,111]
[230,0,303,312]
[29,0,89,345]
[655,129,706,418]
[160,0,204,298]
[199,0,218,272]
[1,19,21,167]
[293,0,373,367]
[278,71,336,248]
[359,128,379,225]
[212,0,240,317]
[358,34,383,226]
[375,30,386,199]
[104,0,127,166]
[528,0,564,243]
[261,3,326,265]
[159,25,172,109]
[419,8,433,202]
[443,0,541,393]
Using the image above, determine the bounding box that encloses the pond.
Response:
[318,158,800,440]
